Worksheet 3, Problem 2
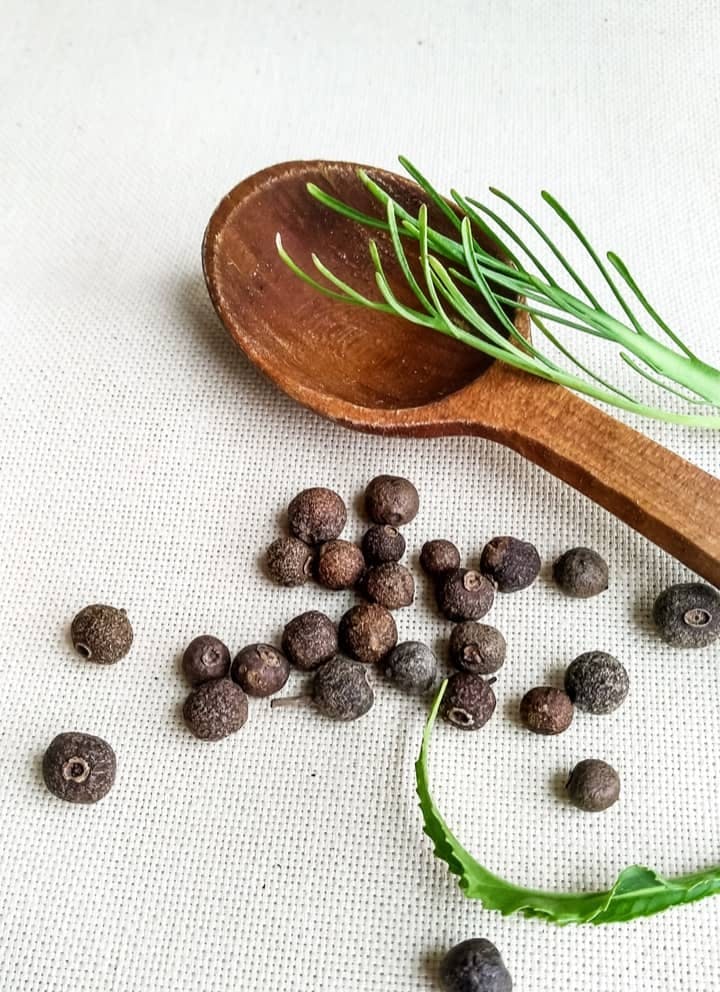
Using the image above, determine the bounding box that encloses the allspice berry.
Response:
[282,611,338,671]
[652,582,720,649]
[420,539,461,577]
[361,524,406,565]
[449,622,506,675]
[440,939,513,992]
[182,635,231,686]
[480,536,541,592]
[364,562,415,609]
[183,679,248,741]
[441,672,497,730]
[566,759,620,812]
[553,547,608,598]
[316,540,365,590]
[564,652,629,714]
[288,487,346,544]
[313,657,374,720]
[520,686,574,735]
[339,603,397,663]
[364,474,419,526]
[231,644,290,697]
[384,641,437,693]
[266,536,314,586]
[43,731,116,804]
[71,604,133,664]
[436,569,494,622]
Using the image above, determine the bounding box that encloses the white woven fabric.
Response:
[2,1,719,989]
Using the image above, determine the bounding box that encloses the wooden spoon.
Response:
[202,160,720,587]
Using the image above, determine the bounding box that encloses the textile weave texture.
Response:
[2,1,719,989]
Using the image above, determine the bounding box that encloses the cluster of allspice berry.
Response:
[40,480,720,813]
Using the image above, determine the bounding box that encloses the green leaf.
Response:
[416,681,720,925]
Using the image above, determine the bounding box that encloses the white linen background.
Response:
[1,1,719,989]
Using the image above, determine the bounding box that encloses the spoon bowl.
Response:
[203,160,720,585]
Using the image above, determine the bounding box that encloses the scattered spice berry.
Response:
[315,539,365,590]
[384,641,437,693]
[520,686,574,735]
[182,635,231,686]
[42,731,116,804]
[441,672,497,731]
[480,536,541,592]
[282,611,338,671]
[449,622,506,675]
[564,651,629,714]
[183,679,248,740]
[287,487,347,544]
[364,562,415,609]
[339,603,397,663]
[652,582,720,649]
[566,758,620,812]
[364,474,419,526]
[70,604,133,664]
[361,524,406,565]
[436,569,494,622]
[439,938,513,992]
[553,547,608,598]
[420,538,461,577]
[312,656,374,720]
[231,644,290,697]
[266,536,315,586]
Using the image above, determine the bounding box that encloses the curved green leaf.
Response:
[416,682,720,925]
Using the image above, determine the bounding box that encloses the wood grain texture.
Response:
[202,160,720,587]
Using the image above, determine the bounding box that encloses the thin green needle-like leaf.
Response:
[457,219,561,371]
[306,183,390,231]
[457,192,558,287]
[482,188,602,308]
[399,155,463,232]
[541,190,647,335]
[384,199,435,315]
[619,353,708,405]
[275,234,371,306]
[368,240,443,328]
[449,190,522,268]
[607,251,698,360]
[311,252,392,311]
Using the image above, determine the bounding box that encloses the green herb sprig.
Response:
[416,681,720,925]
[276,157,720,427]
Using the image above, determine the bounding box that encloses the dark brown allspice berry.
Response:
[339,603,398,663]
[282,611,338,671]
[231,644,290,697]
[183,679,248,741]
[287,487,346,544]
[361,524,406,565]
[266,536,315,586]
[436,569,494,622]
[520,686,574,735]
[364,474,419,526]
[364,562,415,610]
[420,539,461,577]
[652,582,720,649]
[449,622,506,675]
[480,536,541,592]
[564,651,629,714]
[441,672,497,730]
[312,657,374,720]
[43,732,116,804]
[316,540,365,590]
[553,547,609,598]
[182,635,231,686]
[566,758,620,812]
[71,604,133,664]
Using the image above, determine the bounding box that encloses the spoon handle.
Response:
[457,370,720,586]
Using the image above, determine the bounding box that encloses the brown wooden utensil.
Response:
[202,160,720,587]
